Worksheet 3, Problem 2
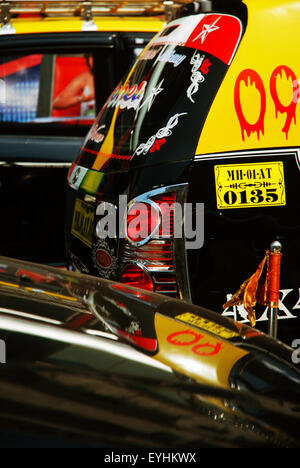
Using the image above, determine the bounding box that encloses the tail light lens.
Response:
[127,202,160,244]
[120,189,181,296]
[126,193,176,245]
[118,184,191,301]
[120,264,154,291]
[152,193,176,238]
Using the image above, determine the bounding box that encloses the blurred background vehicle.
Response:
[0,256,299,448]
[0,1,189,265]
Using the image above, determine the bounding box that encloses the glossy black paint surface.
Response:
[187,150,300,346]
[76,51,228,173]
[0,164,69,264]
[65,160,192,276]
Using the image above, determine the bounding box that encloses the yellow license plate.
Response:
[214,161,286,209]
[71,199,95,248]
[175,313,239,339]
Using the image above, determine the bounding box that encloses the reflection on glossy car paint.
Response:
[0,313,171,372]
[133,112,188,157]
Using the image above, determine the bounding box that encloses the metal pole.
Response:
[268,241,282,338]
[268,302,278,338]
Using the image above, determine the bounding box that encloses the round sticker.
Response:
[95,249,112,269]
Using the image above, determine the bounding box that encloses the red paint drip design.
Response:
[234,69,266,141]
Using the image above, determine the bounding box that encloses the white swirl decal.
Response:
[187,51,211,103]
[133,112,187,157]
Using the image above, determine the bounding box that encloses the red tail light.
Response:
[127,202,160,244]
[120,264,154,291]
[152,193,176,238]
[126,193,176,245]
[120,191,179,295]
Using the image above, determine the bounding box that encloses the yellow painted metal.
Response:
[153,313,248,389]
[10,15,165,34]
[196,0,300,155]
[214,161,286,209]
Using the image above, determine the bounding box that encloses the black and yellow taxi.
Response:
[66,0,300,347]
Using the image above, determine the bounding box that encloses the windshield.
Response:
[74,13,243,174]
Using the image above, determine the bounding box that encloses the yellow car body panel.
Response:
[196,0,300,155]
[153,313,248,389]
[10,16,165,34]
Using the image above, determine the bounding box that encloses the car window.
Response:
[0,32,155,137]
[0,54,41,123]
[0,52,96,125]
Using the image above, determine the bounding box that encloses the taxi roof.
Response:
[0,0,191,34]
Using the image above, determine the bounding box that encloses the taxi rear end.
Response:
[66,0,300,347]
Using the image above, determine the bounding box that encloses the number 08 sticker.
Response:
[214,161,286,209]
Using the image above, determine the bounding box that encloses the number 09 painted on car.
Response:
[214,161,286,209]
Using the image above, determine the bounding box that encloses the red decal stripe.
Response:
[185,14,242,65]
[68,313,94,329]
[117,328,157,352]
[0,55,42,79]
[81,147,99,155]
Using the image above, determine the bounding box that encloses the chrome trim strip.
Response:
[0,314,172,372]
[173,183,192,303]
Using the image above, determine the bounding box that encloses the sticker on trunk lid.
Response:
[71,198,95,247]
